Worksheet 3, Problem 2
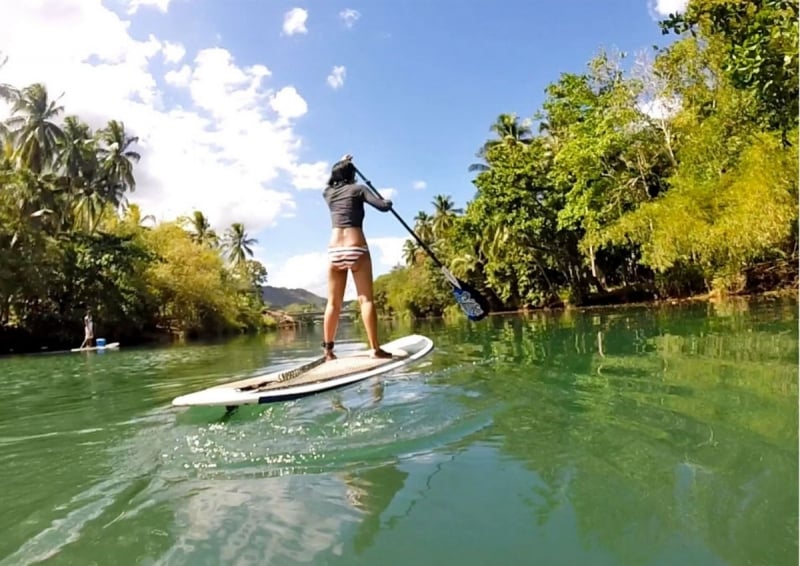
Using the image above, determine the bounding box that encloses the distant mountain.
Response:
[260,286,327,309]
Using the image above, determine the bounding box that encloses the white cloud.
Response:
[268,251,331,299]
[161,40,186,64]
[370,237,406,268]
[187,47,272,117]
[649,0,688,17]
[326,65,346,90]
[126,0,173,15]
[291,161,330,190]
[378,188,396,200]
[164,64,191,87]
[270,86,308,120]
[267,237,407,300]
[339,9,360,29]
[412,180,427,190]
[0,0,324,234]
[283,8,308,36]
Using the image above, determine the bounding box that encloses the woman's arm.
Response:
[360,185,393,211]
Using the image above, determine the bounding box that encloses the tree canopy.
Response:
[0,76,273,353]
[373,0,797,318]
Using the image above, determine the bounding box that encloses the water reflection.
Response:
[154,476,359,565]
[326,298,798,564]
[434,298,798,566]
[0,297,795,566]
[341,462,410,554]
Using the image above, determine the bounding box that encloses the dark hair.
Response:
[327,159,356,188]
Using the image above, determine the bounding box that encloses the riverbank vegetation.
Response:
[0,75,272,353]
[374,0,798,319]
[1,0,797,351]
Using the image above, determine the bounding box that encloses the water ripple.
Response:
[1,301,796,566]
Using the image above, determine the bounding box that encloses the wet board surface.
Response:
[171,334,434,407]
[261,353,404,389]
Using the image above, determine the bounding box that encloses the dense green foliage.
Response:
[375,0,798,318]
[0,78,272,353]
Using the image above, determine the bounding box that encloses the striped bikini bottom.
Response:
[328,246,369,270]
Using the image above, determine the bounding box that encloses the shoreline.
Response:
[376,286,798,323]
[2,287,796,358]
[489,287,799,316]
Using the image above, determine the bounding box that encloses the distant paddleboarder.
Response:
[79,307,94,350]
[321,154,394,362]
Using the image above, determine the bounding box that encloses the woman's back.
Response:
[323,182,392,247]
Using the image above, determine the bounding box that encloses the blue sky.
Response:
[0,0,685,297]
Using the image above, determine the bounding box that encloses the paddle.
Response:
[351,163,490,322]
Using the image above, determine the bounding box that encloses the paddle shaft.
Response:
[353,166,446,270]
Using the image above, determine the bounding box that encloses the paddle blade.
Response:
[440,267,490,321]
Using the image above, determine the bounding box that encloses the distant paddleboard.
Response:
[171,334,434,407]
[71,342,120,353]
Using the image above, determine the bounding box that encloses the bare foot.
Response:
[324,350,337,361]
[371,348,393,359]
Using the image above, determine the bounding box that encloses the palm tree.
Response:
[71,187,106,233]
[4,83,65,174]
[52,119,110,232]
[413,211,434,244]
[0,82,16,153]
[0,53,17,157]
[431,194,463,237]
[0,123,9,159]
[123,203,155,228]
[184,210,219,248]
[0,140,12,165]
[402,239,418,266]
[96,119,140,203]
[490,113,534,143]
[0,83,14,102]
[468,113,534,173]
[5,167,63,241]
[56,116,95,178]
[222,222,257,267]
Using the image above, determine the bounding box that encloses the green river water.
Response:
[0,297,797,566]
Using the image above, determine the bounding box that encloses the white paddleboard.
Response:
[71,342,120,353]
[171,334,434,407]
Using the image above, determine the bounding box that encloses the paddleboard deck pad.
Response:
[171,334,434,407]
[71,342,120,353]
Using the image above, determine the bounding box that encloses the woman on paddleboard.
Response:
[321,154,393,361]
[79,307,94,349]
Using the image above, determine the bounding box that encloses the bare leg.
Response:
[323,262,348,360]
[351,252,392,358]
